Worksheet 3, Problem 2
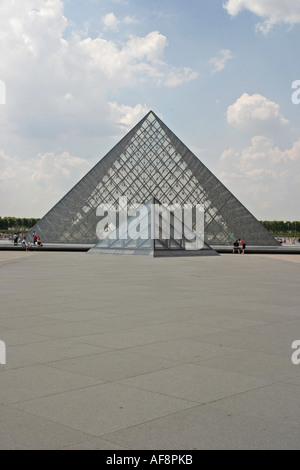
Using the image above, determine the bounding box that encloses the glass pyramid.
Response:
[28,111,277,247]
[89,198,217,257]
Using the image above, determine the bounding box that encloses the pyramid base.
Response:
[88,248,219,257]
[154,249,219,257]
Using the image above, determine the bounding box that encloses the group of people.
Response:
[233,239,246,254]
[13,231,43,251]
[32,231,43,247]
[277,238,300,245]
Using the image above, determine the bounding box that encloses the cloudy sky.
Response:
[0,0,299,220]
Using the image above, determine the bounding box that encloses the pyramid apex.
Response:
[146,110,158,118]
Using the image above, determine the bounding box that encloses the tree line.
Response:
[0,217,40,232]
[0,217,299,236]
[260,220,300,236]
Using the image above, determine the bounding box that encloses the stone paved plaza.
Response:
[0,251,299,450]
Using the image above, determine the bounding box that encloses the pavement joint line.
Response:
[99,403,207,439]
[0,338,67,351]
[58,437,131,451]
[0,345,113,372]
[281,377,300,386]
[97,377,300,441]
[7,378,196,408]
[180,380,300,409]
[178,337,293,358]
[10,395,202,440]
[59,436,132,450]
[3,402,102,444]
[5,378,109,407]
[42,360,184,382]
[43,355,300,397]
[189,357,300,382]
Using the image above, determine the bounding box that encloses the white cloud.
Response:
[216,136,300,219]
[0,80,6,104]
[0,149,93,217]
[101,13,120,31]
[124,31,167,62]
[108,102,149,129]
[123,15,138,25]
[0,1,197,141]
[0,1,199,216]
[223,0,300,34]
[163,67,198,88]
[209,49,234,73]
[101,11,138,30]
[227,93,289,132]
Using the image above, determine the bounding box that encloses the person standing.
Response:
[240,239,246,255]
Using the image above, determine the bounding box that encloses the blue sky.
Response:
[0,0,299,219]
